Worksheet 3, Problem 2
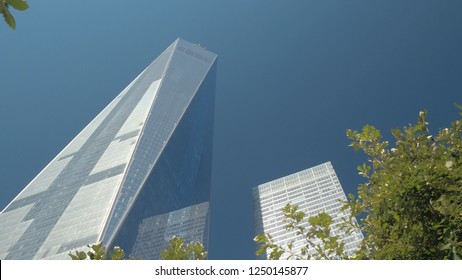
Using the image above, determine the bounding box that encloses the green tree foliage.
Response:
[69,236,207,260]
[161,236,207,260]
[0,0,28,29]
[346,108,462,259]
[254,204,354,260]
[255,108,462,260]
[69,242,128,260]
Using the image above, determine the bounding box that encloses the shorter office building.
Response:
[253,162,363,259]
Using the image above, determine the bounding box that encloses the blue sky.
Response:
[1,1,461,259]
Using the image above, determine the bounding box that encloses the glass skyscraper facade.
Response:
[0,38,217,260]
[253,162,363,259]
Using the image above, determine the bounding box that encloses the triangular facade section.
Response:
[0,38,217,259]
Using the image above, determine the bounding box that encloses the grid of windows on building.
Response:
[253,162,363,259]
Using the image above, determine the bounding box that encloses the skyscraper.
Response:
[0,38,217,260]
[253,162,363,259]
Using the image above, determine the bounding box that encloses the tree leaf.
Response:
[1,5,15,29]
[5,0,29,11]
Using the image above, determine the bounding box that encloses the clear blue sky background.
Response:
[0,0,461,259]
